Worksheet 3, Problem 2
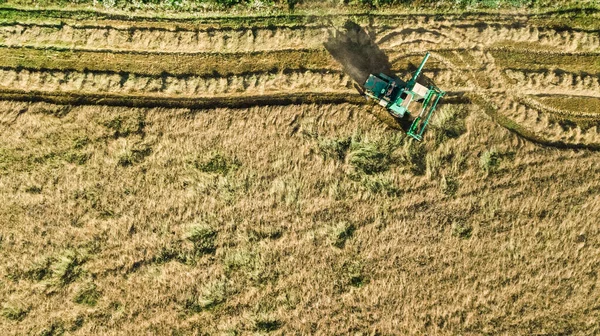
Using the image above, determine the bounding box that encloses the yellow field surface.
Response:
[0,6,599,335]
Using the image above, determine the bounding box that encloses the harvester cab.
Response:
[363,52,445,141]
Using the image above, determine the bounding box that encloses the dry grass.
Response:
[1,100,599,335]
[0,5,600,335]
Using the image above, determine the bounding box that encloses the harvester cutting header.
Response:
[363,52,445,141]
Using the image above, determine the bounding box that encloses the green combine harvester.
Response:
[363,52,445,141]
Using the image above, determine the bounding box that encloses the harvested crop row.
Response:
[1,20,597,54]
[504,69,600,98]
[3,45,592,86]
[376,23,600,53]
[517,96,600,134]
[520,95,600,119]
[0,66,352,97]
[0,45,472,89]
[433,49,600,99]
[535,95,600,116]
[4,7,596,27]
[0,24,329,53]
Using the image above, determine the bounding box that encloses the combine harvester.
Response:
[363,52,445,141]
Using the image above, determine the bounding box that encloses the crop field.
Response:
[1,5,599,335]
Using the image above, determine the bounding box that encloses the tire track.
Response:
[470,93,600,151]
[519,95,600,119]
[490,93,600,146]
[433,48,600,150]
[0,62,476,101]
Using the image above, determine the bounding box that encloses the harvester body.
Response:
[363,52,445,141]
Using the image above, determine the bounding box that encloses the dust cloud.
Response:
[324,21,392,85]
[324,21,411,130]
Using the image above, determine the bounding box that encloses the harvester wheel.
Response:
[353,82,365,97]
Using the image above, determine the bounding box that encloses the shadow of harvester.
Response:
[323,21,412,131]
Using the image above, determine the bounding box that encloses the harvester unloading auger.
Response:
[363,52,445,141]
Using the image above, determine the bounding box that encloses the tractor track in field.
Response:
[433,47,600,150]
[0,8,598,149]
